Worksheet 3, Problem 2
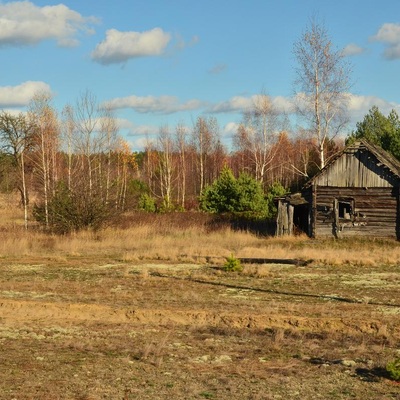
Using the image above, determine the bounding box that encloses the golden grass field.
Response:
[0,196,400,399]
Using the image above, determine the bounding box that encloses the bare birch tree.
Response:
[61,104,77,191]
[156,125,175,209]
[293,18,351,169]
[28,93,60,228]
[99,105,118,205]
[192,116,220,193]
[234,93,282,187]
[0,112,34,229]
[71,90,106,197]
[175,123,188,208]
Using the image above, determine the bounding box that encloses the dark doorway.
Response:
[293,204,309,235]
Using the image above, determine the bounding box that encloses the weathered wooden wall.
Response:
[314,186,398,238]
[276,201,294,236]
[313,149,399,188]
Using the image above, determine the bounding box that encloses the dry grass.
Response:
[4,196,400,399]
[1,193,400,266]
[0,256,399,399]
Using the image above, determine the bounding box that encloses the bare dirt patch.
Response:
[0,259,400,399]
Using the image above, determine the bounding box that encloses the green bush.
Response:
[199,166,284,220]
[138,193,156,212]
[386,358,400,381]
[223,254,243,272]
[199,166,239,213]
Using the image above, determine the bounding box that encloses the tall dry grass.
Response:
[1,196,400,265]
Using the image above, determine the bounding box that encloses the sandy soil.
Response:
[0,260,400,399]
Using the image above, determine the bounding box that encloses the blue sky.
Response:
[1,0,400,150]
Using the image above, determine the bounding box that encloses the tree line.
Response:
[0,19,399,233]
[0,89,333,232]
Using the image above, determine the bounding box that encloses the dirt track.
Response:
[1,296,398,338]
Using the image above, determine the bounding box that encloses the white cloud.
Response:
[371,23,400,59]
[130,136,155,151]
[104,95,204,114]
[342,43,365,57]
[348,94,400,122]
[209,95,294,114]
[91,28,171,65]
[223,122,239,137]
[114,117,135,131]
[0,81,52,107]
[128,124,159,136]
[208,96,253,113]
[0,1,97,47]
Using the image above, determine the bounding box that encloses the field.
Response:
[0,207,400,399]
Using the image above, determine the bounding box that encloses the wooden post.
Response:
[276,200,283,236]
[276,200,293,236]
[333,198,339,238]
[310,184,316,238]
[397,187,400,240]
[288,204,294,236]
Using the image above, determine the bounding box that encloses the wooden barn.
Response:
[276,140,400,239]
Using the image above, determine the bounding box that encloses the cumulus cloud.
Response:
[91,28,171,65]
[129,125,159,136]
[130,136,155,151]
[0,1,97,47]
[222,122,239,137]
[342,43,365,57]
[209,95,294,114]
[208,96,253,113]
[104,95,204,114]
[348,93,400,122]
[371,23,400,59]
[0,81,52,107]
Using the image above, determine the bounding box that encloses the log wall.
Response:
[314,186,399,238]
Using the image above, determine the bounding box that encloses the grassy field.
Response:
[0,202,400,399]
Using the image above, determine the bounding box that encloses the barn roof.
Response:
[304,140,400,188]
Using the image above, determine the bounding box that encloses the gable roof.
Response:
[304,139,400,188]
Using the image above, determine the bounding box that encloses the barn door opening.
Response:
[293,204,309,235]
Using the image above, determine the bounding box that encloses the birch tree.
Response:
[175,123,188,209]
[293,18,351,169]
[0,112,34,229]
[99,105,118,204]
[192,116,220,193]
[28,93,60,228]
[234,93,282,187]
[61,104,76,191]
[156,125,175,209]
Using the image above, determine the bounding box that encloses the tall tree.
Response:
[71,90,111,198]
[28,93,60,228]
[192,116,221,193]
[156,125,175,209]
[347,106,400,160]
[293,18,351,169]
[175,123,188,208]
[99,105,118,205]
[0,112,34,229]
[61,104,76,191]
[233,93,282,187]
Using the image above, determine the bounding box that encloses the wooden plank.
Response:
[311,183,316,238]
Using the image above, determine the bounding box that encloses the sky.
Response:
[1,0,400,151]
